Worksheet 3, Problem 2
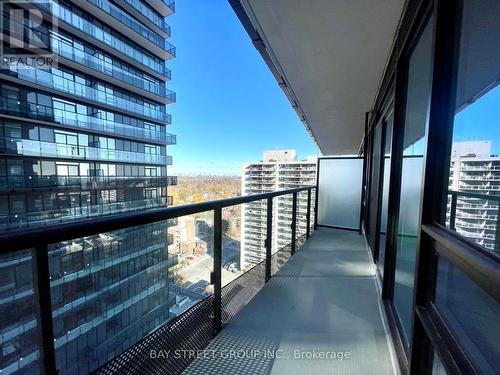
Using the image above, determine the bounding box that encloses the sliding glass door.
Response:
[393,17,435,348]
[378,113,393,279]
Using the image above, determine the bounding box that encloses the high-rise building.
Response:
[448,141,500,251]
[240,150,316,270]
[0,1,176,373]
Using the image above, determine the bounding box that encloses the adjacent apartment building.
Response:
[240,150,316,270]
[0,1,176,373]
[449,141,500,251]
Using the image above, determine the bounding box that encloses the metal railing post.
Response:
[306,189,311,239]
[291,192,297,255]
[33,244,58,374]
[449,193,457,231]
[265,197,273,282]
[213,208,222,335]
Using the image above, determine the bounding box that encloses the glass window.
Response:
[393,18,434,348]
[116,164,124,176]
[27,193,44,212]
[41,161,56,176]
[445,0,500,254]
[40,127,54,142]
[4,123,22,138]
[28,126,39,141]
[378,113,393,279]
[7,160,23,176]
[0,196,8,215]
[435,256,499,374]
[55,132,66,144]
[10,194,26,213]
[368,121,383,255]
[67,135,78,146]
[78,134,88,146]
[432,351,447,374]
[80,163,90,176]
[0,160,6,176]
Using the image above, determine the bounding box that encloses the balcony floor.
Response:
[184,228,398,375]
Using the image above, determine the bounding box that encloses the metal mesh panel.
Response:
[271,244,291,276]
[221,261,266,326]
[296,233,307,250]
[95,295,214,375]
[95,233,311,374]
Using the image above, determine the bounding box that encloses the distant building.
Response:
[240,150,317,269]
[0,0,176,372]
[449,141,500,250]
[168,216,208,255]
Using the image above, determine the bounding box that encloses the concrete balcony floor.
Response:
[184,228,398,375]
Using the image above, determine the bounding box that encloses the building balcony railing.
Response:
[0,96,173,144]
[1,197,167,231]
[459,175,500,181]
[51,35,172,91]
[0,137,171,166]
[447,190,500,253]
[36,1,175,73]
[162,0,176,13]
[89,0,170,48]
[459,183,500,191]
[460,165,500,171]
[0,185,315,374]
[4,67,173,120]
[0,175,172,191]
[123,0,172,35]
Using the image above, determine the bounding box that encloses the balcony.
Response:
[1,0,499,374]
[3,67,173,121]
[35,0,175,73]
[120,0,172,36]
[0,96,173,143]
[185,228,393,375]
[0,137,170,165]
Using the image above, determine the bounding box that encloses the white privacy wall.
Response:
[317,158,363,229]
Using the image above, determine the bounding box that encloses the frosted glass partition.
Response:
[317,158,363,230]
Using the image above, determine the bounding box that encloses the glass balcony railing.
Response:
[51,35,173,92]
[5,67,172,120]
[3,16,173,82]
[1,197,167,231]
[0,186,315,374]
[0,175,173,191]
[0,137,171,165]
[0,96,173,143]
[123,0,171,35]
[162,0,176,13]
[34,1,174,74]
[89,0,171,48]
[447,190,500,252]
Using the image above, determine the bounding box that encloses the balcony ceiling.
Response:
[238,0,405,154]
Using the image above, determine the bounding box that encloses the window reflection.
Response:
[393,17,434,348]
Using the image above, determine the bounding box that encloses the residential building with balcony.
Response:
[448,141,500,250]
[0,0,176,373]
[240,150,316,270]
[0,0,499,375]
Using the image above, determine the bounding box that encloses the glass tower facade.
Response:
[0,0,176,373]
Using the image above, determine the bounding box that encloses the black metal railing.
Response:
[447,190,500,252]
[0,186,316,375]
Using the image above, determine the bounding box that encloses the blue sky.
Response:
[453,84,500,155]
[165,1,499,176]
[166,0,318,176]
